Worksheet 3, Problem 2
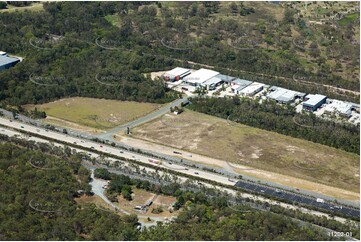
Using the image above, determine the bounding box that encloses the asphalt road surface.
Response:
[1,107,358,208]
[235,181,360,219]
[1,124,359,221]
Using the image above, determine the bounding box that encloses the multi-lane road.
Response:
[0,116,359,219]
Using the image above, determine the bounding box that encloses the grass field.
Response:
[25,97,163,130]
[0,3,43,12]
[132,109,360,194]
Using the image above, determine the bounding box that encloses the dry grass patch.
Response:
[25,97,163,130]
[133,109,359,193]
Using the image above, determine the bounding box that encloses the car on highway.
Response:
[100,145,103,148]
[276,189,281,193]
[194,172,199,175]
[119,151,124,153]
[91,146,94,149]
[168,162,172,165]
[260,190,265,193]
[185,168,189,170]
[20,126,24,128]
[9,120,13,122]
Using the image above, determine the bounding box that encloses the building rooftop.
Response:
[164,67,191,78]
[303,94,327,106]
[324,100,353,116]
[202,76,223,86]
[216,74,236,82]
[238,82,264,95]
[183,68,219,85]
[268,87,305,103]
[0,55,19,67]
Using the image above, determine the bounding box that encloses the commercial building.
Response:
[267,86,306,104]
[231,79,252,94]
[0,54,20,71]
[163,67,191,82]
[201,76,224,90]
[237,82,264,97]
[324,99,353,117]
[303,94,327,112]
[215,74,236,84]
[183,68,219,87]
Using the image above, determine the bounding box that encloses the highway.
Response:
[1,107,358,208]
[235,181,360,218]
[0,116,359,219]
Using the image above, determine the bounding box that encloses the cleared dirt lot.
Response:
[25,97,163,130]
[116,188,178,218]
[131,109,360,195]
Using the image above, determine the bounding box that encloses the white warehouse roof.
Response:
[164,67,191,78]
[304,94,327,106]
[238,82,264,95]
[184,68,219,85]
[324,100,353,116]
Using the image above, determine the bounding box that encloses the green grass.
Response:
[339,13,359,26]
[25,97,163,130]
[0,3,43,12]
[104,14,122,27]
[133,109,360,194]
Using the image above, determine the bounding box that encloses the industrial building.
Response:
[231,79,253,94]
[163,67,191,82]
[303,94,327,112]
[0,54,20,71]
[324,99,353,117]
[183,68,219,87]
[237,82,264,97]
[201,76,224,90]
[215,74,236,84]
[267,86,306,104]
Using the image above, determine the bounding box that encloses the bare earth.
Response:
[122,109,359,201]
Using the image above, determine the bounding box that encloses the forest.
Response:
[0,138,347,241]
[0,1,359,108]
[188,96,360,154]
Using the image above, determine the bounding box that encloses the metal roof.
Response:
[184,68,219,85]
[303,94,327,106]
[164,67,191,78]
[268,87,305,103]
[202,76,223,86]
[238,82,264,95]
[0,55,19,67]
[216,74,236,82]
[324,100,353,115]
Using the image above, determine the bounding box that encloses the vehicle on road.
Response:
[149,158,161,165]
[194,172,199,175]
[173,151,182,155]
[119,151,124,153]
[100,145,103,148]
[185,168,189,170]
[228,178,235,182]
[276,189,281,193]
[316,198,325,203]
[168,162,172,165]
[260,190,265,193]
[91,146,94,149]
[20,126,24,128]
[9,120,12,122]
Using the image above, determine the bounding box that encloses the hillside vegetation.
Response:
[0,1,359,108]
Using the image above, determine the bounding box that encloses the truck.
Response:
[148,158,161,165]
[316,198,325,203]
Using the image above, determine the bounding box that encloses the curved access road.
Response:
[96,97,189,140]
